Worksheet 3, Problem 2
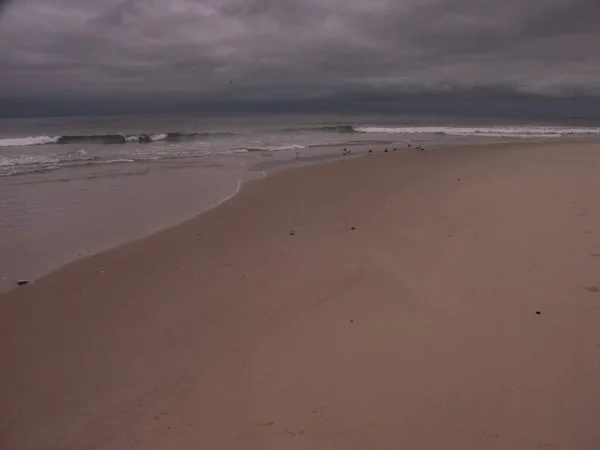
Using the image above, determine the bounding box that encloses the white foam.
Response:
[64,149,87,159]
[273,144,306,151]
[247,144,307,152]
[122,149,211,162]
[355,126,600,138]
[219,149,249,155]
[0,154,57,167]
[104,159,135,164]
[0,136,59,147]
[151,133,168,141]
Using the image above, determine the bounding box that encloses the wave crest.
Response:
[0,132,236,148]
[354,126,600,138]
[0,136,59,147]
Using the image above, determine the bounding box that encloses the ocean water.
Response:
[1,113,600,291]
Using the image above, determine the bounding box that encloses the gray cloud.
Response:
[0,0,599,113]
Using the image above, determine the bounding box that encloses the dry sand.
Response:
[2,142,600,450]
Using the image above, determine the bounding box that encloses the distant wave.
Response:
[3,125,600,149]
[355,126,600,138]
[0,132,235,148]
[282,124,600,138]
[0,136,60,147]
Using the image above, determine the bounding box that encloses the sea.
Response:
[1,113,600,292]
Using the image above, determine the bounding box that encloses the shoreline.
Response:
[0,168,257,295]
[0,139,592,294]
[2,140,600,449]
[0,143,452,293]
[0,144,361,294]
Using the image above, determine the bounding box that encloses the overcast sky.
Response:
[0,0,599,116]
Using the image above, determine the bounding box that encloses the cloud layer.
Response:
[1,0,599,109]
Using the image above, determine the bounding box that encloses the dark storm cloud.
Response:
[0,0,599,112]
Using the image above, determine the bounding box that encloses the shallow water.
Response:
[2,113,600,291]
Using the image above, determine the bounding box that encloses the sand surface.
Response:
[2,142,600,449]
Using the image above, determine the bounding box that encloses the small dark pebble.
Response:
[393,148,397,151]
[17,280,29,286]
[350,319,354,323]
[368,149,372,154]
[351,226,356,230]
[384,149,388,153]
[586,286,600,293]
[289,230,295,236]
[458,178,461,181]
[536,311,541,315]
[77,288,83,293]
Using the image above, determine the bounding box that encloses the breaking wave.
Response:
[0,136,60,147]
[354,126,600,138]
[0,132,235,148]
[3,125,599,149]
[279,124,600,138]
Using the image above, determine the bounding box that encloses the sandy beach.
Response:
[2,141,600,449]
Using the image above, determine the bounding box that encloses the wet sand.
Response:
[2,142,600,449]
